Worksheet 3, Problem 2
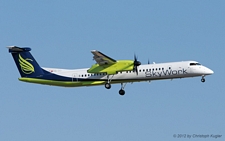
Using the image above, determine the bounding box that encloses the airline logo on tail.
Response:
[19,54,35,74]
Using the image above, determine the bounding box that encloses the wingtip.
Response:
[91,50,98,53]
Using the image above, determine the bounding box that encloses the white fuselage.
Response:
[43,61,213,83]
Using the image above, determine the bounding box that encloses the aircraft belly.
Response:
[19,77,83,87]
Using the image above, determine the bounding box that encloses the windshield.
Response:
[190,63,201,66]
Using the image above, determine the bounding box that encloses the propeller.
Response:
[133,54,141,75]
[148,59,150,64]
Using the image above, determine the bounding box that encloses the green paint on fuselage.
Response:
[19,77,106,87]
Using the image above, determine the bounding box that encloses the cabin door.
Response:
[72,74,78,82]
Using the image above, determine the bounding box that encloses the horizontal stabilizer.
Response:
[7,46,31,53]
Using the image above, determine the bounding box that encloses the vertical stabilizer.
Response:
[8,46,44,77]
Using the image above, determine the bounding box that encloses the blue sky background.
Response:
[1,1,224,141]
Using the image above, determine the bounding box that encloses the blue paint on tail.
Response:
[8,46,45,77]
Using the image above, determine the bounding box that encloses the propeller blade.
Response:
[133,53,141,75]
[134,54,137,62]
[148,59,150,64]
[133,65,138,75]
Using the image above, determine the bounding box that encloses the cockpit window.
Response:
[190,63,201,66]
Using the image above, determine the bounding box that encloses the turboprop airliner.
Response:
[8,46,214,95]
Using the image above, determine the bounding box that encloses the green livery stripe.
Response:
[19,77,105,87]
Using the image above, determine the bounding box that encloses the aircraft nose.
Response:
[205,68,214,75]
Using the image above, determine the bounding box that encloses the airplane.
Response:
[8,46,214,95]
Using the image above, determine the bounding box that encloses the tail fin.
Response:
[8,46,44,77]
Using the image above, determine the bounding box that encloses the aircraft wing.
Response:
[91,50,116,65]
